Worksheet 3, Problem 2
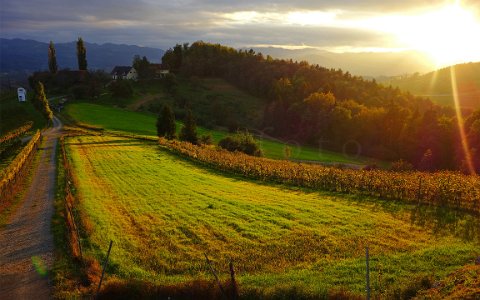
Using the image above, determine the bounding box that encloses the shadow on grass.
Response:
[409,204,480,241]
[154,143,480,243]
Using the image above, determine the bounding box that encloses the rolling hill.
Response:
[252,47,436,77]
[380,62,480,109]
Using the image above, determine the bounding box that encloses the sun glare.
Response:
[374,2,480,67]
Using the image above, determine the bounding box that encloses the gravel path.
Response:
[0,116,62,299]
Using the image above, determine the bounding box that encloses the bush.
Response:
[108,79,133,98]
[199,134,213,145]
[218,131,262,156]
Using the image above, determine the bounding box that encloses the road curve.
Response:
[0,116,62,299]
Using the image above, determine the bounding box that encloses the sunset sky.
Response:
[1,0,480,67]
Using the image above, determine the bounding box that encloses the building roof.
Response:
[111,66,134,76]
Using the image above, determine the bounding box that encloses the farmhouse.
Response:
[17,87,27,102]
[150,64,170,78]
[111,66,138,80]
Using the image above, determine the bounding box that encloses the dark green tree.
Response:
[76,37,87,70]
[179,109,198,144]
[132,55,153,79]
[156,104,176,139]
[32,81,53,123]
[48,41,58,74]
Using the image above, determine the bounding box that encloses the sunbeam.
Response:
[450,65,476,175]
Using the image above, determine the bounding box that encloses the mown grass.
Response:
[65,102,369,165]
[65,134,479,298]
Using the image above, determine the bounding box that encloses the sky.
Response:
[1,0,480,67]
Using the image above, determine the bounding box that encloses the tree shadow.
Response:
[409,203,480,242]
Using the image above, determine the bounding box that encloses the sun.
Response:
[388,2,480,67]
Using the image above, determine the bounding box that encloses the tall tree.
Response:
[32,81,53,123]
[179,109,198,144]
[132,55,153,79]
[48,41,58,74]
[156,104,176,139]
[76,37,87,70]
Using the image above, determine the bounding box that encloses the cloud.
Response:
[1,0,479,52]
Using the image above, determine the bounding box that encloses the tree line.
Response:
[162,41,480,173]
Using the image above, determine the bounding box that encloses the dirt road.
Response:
[0,116,62,299]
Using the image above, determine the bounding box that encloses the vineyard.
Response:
[158,138,480,214]
[0,121,33,144]
[0,130,42,204]
[61,134,479,298]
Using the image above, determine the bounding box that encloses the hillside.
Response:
[0,38,164,73]
[253,47,435,77]
[162,42,480,172]
[380,62,480,109]
[0,91,46,134]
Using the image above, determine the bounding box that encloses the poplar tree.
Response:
[48,41,58,74]
[156,104,176,139]
[76,37,87,70]
[179,109,198,144]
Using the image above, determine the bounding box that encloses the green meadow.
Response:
[66,134,479,298]
[65,102,368,165]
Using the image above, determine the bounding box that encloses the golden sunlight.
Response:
[373,2,480,67]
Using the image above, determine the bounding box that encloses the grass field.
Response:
[66,134,479,298]
[65,102,369,165]
[0,91,46,134]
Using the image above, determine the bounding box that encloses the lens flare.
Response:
[450,65,475,175]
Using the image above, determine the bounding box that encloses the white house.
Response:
[110,66,138,80]
[17,87,27,102]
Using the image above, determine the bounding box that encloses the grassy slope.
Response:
[0,91,46,134]
[175,77,264,127]
[381,62,480,109]
[65,102,368,165]
[66,134,479,297]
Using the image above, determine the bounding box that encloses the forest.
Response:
[162,42,480,172]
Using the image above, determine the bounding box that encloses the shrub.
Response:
[199,134,213,145]
[218,131,262,156]
[108,79,133,98]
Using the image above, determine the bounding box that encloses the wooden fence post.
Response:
[366,246,371,300]
[229,260,238,300]
[204,253,228,300]
[96,240,113,298]
[417,177,423,201]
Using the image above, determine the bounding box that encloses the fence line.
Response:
[60,135,84,260]
[0,130,42,202]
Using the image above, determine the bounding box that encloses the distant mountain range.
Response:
[1,38,437,78]
[379,62,480,109]
[252,47,436,77]
[0,38,164,73]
